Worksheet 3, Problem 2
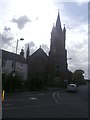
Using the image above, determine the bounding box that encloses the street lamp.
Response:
[16,38,24,54]
[67,58,72,60]
[14,38,24,73]
[67,57,72,73]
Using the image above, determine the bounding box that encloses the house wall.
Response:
[2,60,28,80]
[2,60,12,74]
[16,62,28,80]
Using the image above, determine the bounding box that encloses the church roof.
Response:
[27,48,48,62]
[2,49,26,63]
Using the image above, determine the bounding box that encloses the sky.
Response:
[0,0,89,79]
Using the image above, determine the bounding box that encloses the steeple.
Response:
[63,24,66,41]
[26,45,30,59]
[63,24,66,31]
[20,49,24,57]
[56,11,62,32]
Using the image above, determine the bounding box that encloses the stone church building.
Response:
[26,12,68,88]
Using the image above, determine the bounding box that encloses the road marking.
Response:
[53,92,60,104]
[57,93,64,103]
[56,92,83,104]
[29,97,37,100]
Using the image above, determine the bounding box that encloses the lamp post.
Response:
[67,57,72,69]
[14,38,24,72]
[16,38,24,54]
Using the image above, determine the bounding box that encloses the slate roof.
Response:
[27,48,48,63]
[2,49,27,64]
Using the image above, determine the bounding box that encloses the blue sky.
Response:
[0,0,89,78]
[62,2,88,22]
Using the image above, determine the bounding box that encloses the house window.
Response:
[12,61,16,68]
[2,60,6,67]
[18,63,23,70]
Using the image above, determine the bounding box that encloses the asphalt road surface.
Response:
[2,85,88,118]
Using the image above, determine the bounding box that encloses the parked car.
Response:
[67,84,78,92]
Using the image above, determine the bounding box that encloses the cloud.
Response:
[25,42,37,57]
[11,15,31,29]
[65,17,88,78]
[41,44,49,55]
[4,26,11,31]
[25,42,50,57]
[1,26,14,48]
[25,41,35,49]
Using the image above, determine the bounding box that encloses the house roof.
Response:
[2,49,26,64]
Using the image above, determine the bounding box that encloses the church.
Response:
[2,12,68,89]
[26,12,68,88]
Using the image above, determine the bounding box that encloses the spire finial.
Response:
[40,45,41,48]
[26,44,30,59]
[56,10,62,31]
[58,9,59,13]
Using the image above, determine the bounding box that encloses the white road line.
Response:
[53,92,60,104]
[4,98,38,102]
[29,97,37,100]
[56,92,82,104]
[57,93,64,103]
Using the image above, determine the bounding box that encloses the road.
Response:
[2,85,88,118]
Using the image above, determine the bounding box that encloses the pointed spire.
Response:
[63,24,66,41]
[27,45,29,50]
[56,11,62,31]
[64,24,65,28]
[20,48,24,57]
[40,45,41,48]
[63,24,66,31]
[26,45,30,59]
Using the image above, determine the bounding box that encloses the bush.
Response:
[3,71,23,92]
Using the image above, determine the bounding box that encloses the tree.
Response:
[4,71,23,92]
[72,69,85,86]
[68,71,73,84]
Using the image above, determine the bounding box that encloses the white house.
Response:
[2,49,28,81]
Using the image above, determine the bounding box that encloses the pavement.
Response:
[2,85,88,118]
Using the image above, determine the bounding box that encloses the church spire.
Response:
[56,11,62,32]
[20,48,24,57]
[63,24,66,40]
[26,45,30,59]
